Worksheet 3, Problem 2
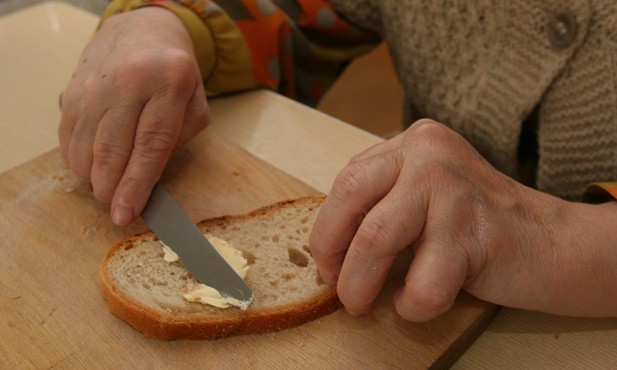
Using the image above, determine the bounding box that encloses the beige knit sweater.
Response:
[331,0,617,200]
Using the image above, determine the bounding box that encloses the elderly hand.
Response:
[310,119,617,321]
[59,7,209,226]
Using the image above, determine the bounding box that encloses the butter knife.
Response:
[141,183,253,307]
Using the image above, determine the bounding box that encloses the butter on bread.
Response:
[99,196,340,340]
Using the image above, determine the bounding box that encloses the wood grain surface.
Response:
[4,3,617,368]
[0,131,497,369]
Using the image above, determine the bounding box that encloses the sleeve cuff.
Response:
[584,182,617,203]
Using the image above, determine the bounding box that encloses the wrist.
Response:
[101,0,210,77]
[543,198,617,317]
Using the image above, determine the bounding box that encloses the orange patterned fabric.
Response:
[223,1,295,93]
[121,0,380,104]
[210,0,377,104]
[223,0,354,99]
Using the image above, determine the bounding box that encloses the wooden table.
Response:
[2,2,616,368]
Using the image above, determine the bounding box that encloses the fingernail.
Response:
[112,205,134,226]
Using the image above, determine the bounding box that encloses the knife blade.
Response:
[141,183,253,307]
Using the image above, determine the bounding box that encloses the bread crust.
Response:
[100,196,341,340]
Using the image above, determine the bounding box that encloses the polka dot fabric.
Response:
[210,0,377,104]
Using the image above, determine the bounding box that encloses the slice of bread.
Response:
[100,196,340,340]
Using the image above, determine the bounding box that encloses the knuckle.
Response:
[119,173,150,193]
[412,118,441,129]
[330,162,368,204]
[399,284,453,322]
[80,73,99,94]
[133,127,176,160]
[92,141,129,170]
[347,150,367,165]
[163,50,196,80]
[407,119,455,149]
[352,216,395,263]
[121,49,195,91]
[410,118,445,134]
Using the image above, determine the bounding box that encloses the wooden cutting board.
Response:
[0,131,498,369]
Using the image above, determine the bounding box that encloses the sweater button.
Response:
[547,11,578,49]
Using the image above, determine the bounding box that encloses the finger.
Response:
[348,131,403,164]
[310,149,403,284]
[336,178,429,315]
[392,234,468,322]
[349,119,441,165]
[110,93,186,226]
[58,94,76,164]
[66,94,105,179]
[177,82,209,147]
[90,102,142,204]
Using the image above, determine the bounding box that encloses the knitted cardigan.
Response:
[331,0,617,200]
